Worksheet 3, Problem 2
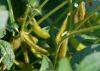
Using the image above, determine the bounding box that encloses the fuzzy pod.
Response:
[11,37,21,49]
[56,14,69,44]
[58,38,69,58]
[20,31,49,56]
[74,1,86,24]
[30,18,50,39]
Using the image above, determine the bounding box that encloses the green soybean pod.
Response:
[58,38,69,59]
[30,18,50,39]
[74,1,85,24]
[56,14,69,44]
[21,31,49,56]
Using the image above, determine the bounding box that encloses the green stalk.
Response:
[21,0,33,31]
[68,0,73,31]
[62,25,100,44]
[7,0,15,23]
[7,0,19,32]
[21,8,29,31]
[38,0,49,10]
[54,9,68,24]
[22,0,49,30]
[37,1,68,24]
[22,47,29,63]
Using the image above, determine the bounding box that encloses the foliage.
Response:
[0,40,15,70]
[76,52,100,71]
[0,0,100,71]
[0,5,8,38]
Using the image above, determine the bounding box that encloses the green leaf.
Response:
[71,44,100,69]
[57,57,72,71]
[39,55,54,71]
[38,40,50,48]
[76,52,100,71]
[80,34,98,40]
[0,5,8,38]
[0,40,15,70]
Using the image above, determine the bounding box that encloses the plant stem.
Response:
[37,1,68,24]
[21,5,30,31]
[22,47,29,63]
[21,0,35,31]
[7,0,15,23]
[62,25,100,43]
[38,0,49,10]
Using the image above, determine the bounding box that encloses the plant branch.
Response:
[7,0,15,23]
[37,1,68,24]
